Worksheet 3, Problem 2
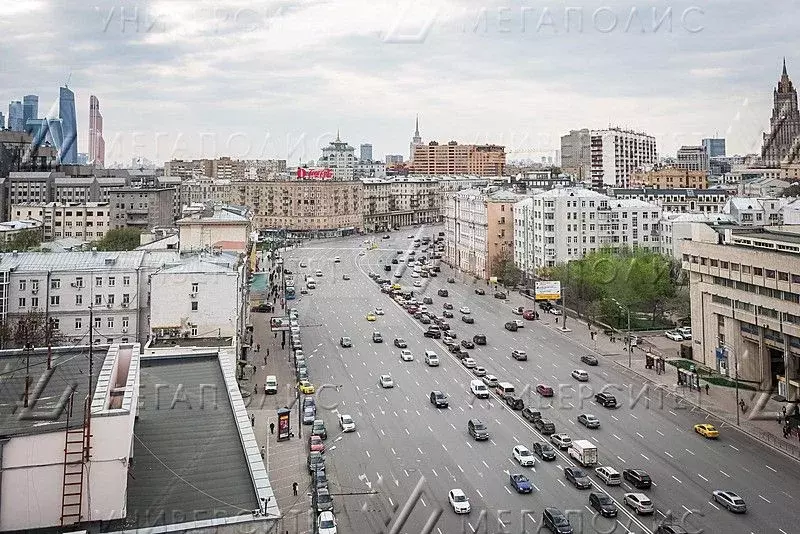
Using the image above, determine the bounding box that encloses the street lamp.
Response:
[611,298,632,367]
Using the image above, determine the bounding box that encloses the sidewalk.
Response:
[511,291,800,461]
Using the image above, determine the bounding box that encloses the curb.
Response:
[610,359,800,463]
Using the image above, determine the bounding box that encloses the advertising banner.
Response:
[535,280,562,301]
[277,408,291,441]
[296,167,333,180]
[270,316,292,331]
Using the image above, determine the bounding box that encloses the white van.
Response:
[496,382,515,399]
[470,380,489,399]
[264,375,278,395]
[595,466,621,486]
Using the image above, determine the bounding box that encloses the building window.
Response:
[18,298,25,307]
[191,282,199,293]
[95,295,102,305]
[76,294,83,305]
[95,277,102,287]
[94,317,101,328]
[51,318,59,331]
[50,295,60,306]
[122,317,129,328]
[721,261,729,269]
[191,301,198,311]
[779,271,789,281]
[123,276,130,286]
[191,326,198,336]
[75,318,82,330]
[766,269,776,279]
[107,294,115,304]
[75,277,83,288]
[710,259,718,267]
[31,297,38,308]
[731,263,740,272]
[109,277,115,287]
[753,267,763,276]
[122,294,130,304]
[19,280,26,291]
[31,280,39,291]
[107,317,114,328]
[741,265,750,274]
[51,279,61,290]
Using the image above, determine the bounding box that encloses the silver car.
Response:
[315,488,334,512]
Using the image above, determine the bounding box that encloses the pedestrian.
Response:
[281,341,285,349]
[783,406,788,418]
[705,383,709,395]
[250,414,255,426]
[270,422,275,434]
[292,482,298,496]
[254,384,258,393]
[264,355,268,365]
[778,412,783,424]
[257,344,261,352]
[267,348,270,357]
[260,446,265,459]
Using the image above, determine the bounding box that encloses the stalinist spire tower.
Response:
[762,58,800,167]
[410,115,423,161]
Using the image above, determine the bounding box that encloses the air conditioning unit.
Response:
[122,328,128,333]
[31,289,38,294]
[121,302,128,308]
[190,292,198,298]
[70,283,78,288]
[106,304,112,308]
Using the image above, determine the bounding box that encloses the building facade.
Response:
[702,138,726,157]
[658,212,736,259]
[682,227,800,399]
[7,101,23,131]
[360,143,373,162]
[722,197,786,226]
[89,95,105,167]
[560,128,592,180]
[177,205,251,254]
[675,146,710,173]
[607,187,731,214]
[590,128,657,189]
[58,86,78,165]
[10,201,111,241]
[412,142,505,176]
[22,95,38,126]
[762,60,800,167]
[109,188,177,230]
[513,188,662,272]
[631,167,708,189]
[318,134,356,181]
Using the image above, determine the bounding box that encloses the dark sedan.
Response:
[564,467,592,489]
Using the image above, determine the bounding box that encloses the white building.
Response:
[150,257,245,340]
[0,219,42,242]
[10,202,111,241]
[783,198,800,224]
[590,128,657,189]
[722,197,786,226]
[444,189,489,277]
[176,204,252,254]
[354,159,387,179]
[606,188,732,214]
[318,133,356,181]
[658,212,736,259]
[0,343,139,531]
[676,145,710,172]
[513,188,662,272]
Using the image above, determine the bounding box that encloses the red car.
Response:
[310,435,325,453]
[536,384,554,397]
[522,309,536,320]
[407,306,418,314]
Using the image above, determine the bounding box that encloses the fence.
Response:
[755,429,800,459]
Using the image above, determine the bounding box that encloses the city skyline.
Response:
[1,1,798,165]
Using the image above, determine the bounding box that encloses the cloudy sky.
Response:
[2,0,797,165]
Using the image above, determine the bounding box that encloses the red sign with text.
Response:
[296,167,333,180]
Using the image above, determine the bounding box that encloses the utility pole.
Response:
[733,346,740,426]
[627,308,632,368]
[561,287,567,330]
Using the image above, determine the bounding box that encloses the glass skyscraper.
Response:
[8,101,24,131]
[58,86,78,164]
[701,138,726,158]
[22,94,38,126]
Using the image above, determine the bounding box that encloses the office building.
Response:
[354,158,386,179]
[386,154,404,165]
[109,188,177,230]
[22,95,38,126]
[722,197,787,226]
[89,95,105,167]
[10,201,111,241]
[0,112,5,130]
[59,86,78,164]
[607,187,731,214]
[444,188,524,279]
[560,128,592,180]
[658,212,736,259]
[412,142,506,176]
[676,146,710,172]
[318,132,356,181]
[762,59,800,167]
[682,227,800,399]
[590,128,657,189]
[360,143,373,162]
[702,138,726,157]
[8,101,23,131]
[513,188,662,273]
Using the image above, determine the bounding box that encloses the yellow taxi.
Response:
[298,380,316,394]
[366,313,377,321]
[694,423,719,439]
[391,284,401,290]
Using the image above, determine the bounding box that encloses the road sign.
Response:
[535,280,561,300]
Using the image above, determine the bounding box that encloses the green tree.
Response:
[780,184,800,197]
[93,228,141,251]
[490,249,522,287]
[0,230,42,252]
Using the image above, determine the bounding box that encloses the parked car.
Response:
[494,292,507,299]
[665,330,684,341]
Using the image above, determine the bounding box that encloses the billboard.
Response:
[296,167,333,180]
[535,280,562,300]
[270,316,292,331]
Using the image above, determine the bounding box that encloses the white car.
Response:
[550,308,563,315]
[472,366,487,377]
[665,330,684,341]
[394,271,403,277]
[448,489,471,514]
[375,307,384,315]
[333,256,340,263]
[512,445,536,467]
[411,272,420,278]
[677,326,692,339]
[317,511,338,534]
[462,357,477,369]
[420,305,428,313]
[339,414,355,432]
[459,306,471,314]
[571,369,589,382]
[624,493,654,515]
[379,374,394,388]
[413,281,422,287]
[400,349,414,361]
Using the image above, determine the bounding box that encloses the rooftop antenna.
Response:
[65,72,72,88]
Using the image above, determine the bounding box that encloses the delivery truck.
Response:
[569,439,598,467]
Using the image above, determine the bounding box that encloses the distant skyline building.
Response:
[317,131,356,180]
[701,138,726,157]
[560,129,592,180]
[410,115,423,161]
[22,95,38,126]
[590,128,657,188]
[360,143,373,162]
[676,145,710,172]
[762,59,800,167]
[0,112,5,130]
[89,95,105,167]
[386,154,404,165]
[411,141,506,176]
[8,101,23,131]
[58,86,78,164]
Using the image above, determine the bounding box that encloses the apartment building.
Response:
[682,227,800,399]
[590,128,657,189]
[318,134,356,181]
[10,201,111,240]
[0,219,42,243]
[362,177,440,231]
[722,197,787,226]
[177,205,252,254]
[0,249,181,346]
[234,179,363,232]
[607,188,732,214]
[658,212,736,259]
[675,146,710,172]
[631,167,708,189]
[513,188,662,273]
[560,128,592,180]
[109,188,177,231]
[444,188,524,279]
[412,142,505,176]
[179,175,235,207]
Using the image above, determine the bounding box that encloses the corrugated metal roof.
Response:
[0,250,182,272]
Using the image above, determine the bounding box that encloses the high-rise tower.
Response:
[762,58,800,167]
[59,85,78,164]
[89,95,105,167]
[409,115,422,161]
[8,101,24,131]
[22,95,38,127]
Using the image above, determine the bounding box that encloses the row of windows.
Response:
[55,231,104,238]
[45,276,132,290]
[19,293,131,307]
[686,255,800,284]
[710,276,800,304]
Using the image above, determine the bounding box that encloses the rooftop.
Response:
[0,346,107,438]
[0,250,181,272]
[535,187,607,198]
[609,187,733,197]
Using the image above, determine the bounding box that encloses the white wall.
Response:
[178,222,249,254]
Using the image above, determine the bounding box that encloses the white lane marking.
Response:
[405,428,410,435]
[719,470,730,477]
[656,430,664,436]
[482,460,490,469]
[613,434,622,441]
[766,465,777,473]
[476,489,484,499]
[391,448,396,455]
[672,475,682,484]
[640,453,650,461]
[431,468,438,477]
[420,497,427,507]
[442,444,448,452]
[417,447,423,454]
[428,425,433,432]
[729,444,739,451]
[697,473,708,482]
[759,495,772,503]
[466,441,473,449]
[630,413,638,420]
[664,451,674,459]
[636,432,644,439]
[685,448,695,455]
[707,501,719,510]
[366,450,370,458]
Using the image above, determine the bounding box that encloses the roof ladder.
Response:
[60,394,92,527]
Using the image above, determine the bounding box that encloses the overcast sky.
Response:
[2,0,797,165]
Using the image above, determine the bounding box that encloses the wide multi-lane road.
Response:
[283,227,800,534]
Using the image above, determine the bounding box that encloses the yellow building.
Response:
[631,167,708,189]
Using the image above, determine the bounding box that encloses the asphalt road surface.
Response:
[282,226,800,534]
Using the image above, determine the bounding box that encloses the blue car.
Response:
[510,473,533,493]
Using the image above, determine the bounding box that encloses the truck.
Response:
[568,439,598,467]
